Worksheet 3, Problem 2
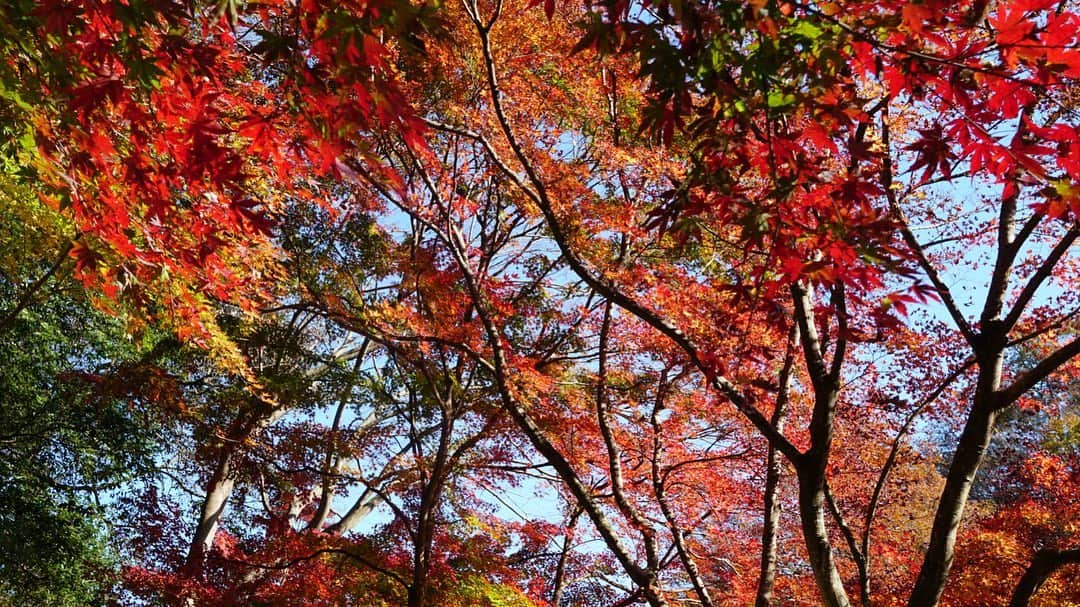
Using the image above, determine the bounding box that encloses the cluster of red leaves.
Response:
[27,0,427,338]
[576,0,1080,297]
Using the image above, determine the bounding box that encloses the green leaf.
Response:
[18,127,35,152]
[0,80,33,112]
[767,91,796,108]
[791,21,824,40]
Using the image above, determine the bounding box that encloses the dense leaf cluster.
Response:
[0,1,1078,606]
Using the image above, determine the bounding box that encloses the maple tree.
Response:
[2,0,1079,606]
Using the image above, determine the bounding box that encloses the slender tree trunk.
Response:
[755,439,784,607]
[309,350,367,531]
[408,490,436,607]
[797,466,853,607]
[551,510,581,607]
[908,362,1002,607]
[790,284,851,607]
[824,482,871,607]
[409,488,440,607]
[186,454,236,572]
[185,405,283,573]
[908,407,999,607]
[756,327,795,607]
[438,189,670,607]
[327,491,383,535]
[1009,548,1080,607]
[652,438,714,607]
[407,407,453,607]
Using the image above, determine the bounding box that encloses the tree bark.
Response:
[825,481,870,607]
[798,467,853,607]
[755,429,785,607]
[551,509,581,607]
[790,284,852,607]
[756,326,796,607]
[186,454,236,572]
[907,403,998,607]
[1009,548,1080,607]
[185,405,283,573]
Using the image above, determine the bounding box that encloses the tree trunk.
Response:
[755,440,784,607]
[185,405,283,573]
[907,405,998,607]
[1009,548,1080,607]
[185,451,236,572]
[797,468,853,607]
[551,510,581,607]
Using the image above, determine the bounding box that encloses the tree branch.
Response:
[1009,548,1080,607]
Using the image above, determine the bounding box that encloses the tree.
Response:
[3,0,1079,606]
[0,257,174,606]
[1,78,179,604]
[551,1,1080,605]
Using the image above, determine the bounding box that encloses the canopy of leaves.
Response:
[1,1,1079,607]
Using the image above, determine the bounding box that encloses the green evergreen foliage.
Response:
[0,287,165,605]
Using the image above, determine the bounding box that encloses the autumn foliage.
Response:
[1,0,1078,606]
